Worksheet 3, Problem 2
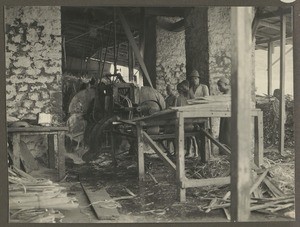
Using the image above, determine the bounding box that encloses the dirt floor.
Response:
[35,145,294,223]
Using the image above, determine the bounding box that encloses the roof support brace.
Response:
[117,8,153,88]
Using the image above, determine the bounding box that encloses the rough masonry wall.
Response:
[208,7,232,96]
[185,8,209,86]
[156,17,186,97]
[5,6,63,124]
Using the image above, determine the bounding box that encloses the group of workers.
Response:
[164,69,231,156]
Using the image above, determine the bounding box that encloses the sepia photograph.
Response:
[2,1,298,224]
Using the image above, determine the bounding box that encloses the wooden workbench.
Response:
[133,106,263,202]
[7,126,69,181]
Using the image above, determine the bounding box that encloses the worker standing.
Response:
[175,80,190,107]
[217,77,231,152]
[165,84,176,108]
[188,70,209,98]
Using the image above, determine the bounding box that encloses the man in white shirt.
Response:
[188,70,209,98]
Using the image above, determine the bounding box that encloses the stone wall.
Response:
[185,8,209,86]
[208,7,232,96]
[156,17,186,97]
[5,6,63,124]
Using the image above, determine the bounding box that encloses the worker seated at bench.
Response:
[175,80,199,158]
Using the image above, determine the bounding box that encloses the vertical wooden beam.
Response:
[57,132,66,181]
[116,8,153,88]
[293,5,300,223]
[254,112,264,167]
[230,7,252,221]
[139,8,145,59]
[12,134,21,169]
[48,134,56,169]
[279,13,286,155]
[128,43,134,82]
[136,122,145,181]
[175,112,186,202]
[267,41,273,96]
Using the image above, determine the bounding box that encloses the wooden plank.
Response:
[19,141,39,173]
[249,170,268,194]
[142,131,176,172]
[200,129,231,156]
[175,112,186,202]
[259,21,280,31]
[7,127,69,133]
[12,134,21,169]
[182,177,230,188]
[81,183,119,220]
[137,122,145,181]
[149,132,200,140]
[254,112,264,167]
[230,7,252,222]
[267,42,273,96]
[257,8,291,20]
[279,13,286,155]
[117,8,153,88]
[263,176,285,197]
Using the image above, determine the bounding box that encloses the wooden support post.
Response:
[117,8,153,88]
[230,7,252,221]
[254,112,264,167]
[110,130,117,167]
[12,134,21,169]
[47,134,56,169]
[293,8,300,224]
[136,122,145,181]
[267,42,273,96]
[175,112,186,202]
[57,132,66,181]
[199,128,208,162]
[139,8,145,59]
[279,13,286,155]
[128,43,134,82]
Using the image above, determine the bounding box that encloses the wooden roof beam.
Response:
[257,8,291,20]
[259,21,280,31]
[256,34,292,45]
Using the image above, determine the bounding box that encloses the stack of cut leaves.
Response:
[256,95,294,147]
[198,168,295,220]
[9,167,79,223]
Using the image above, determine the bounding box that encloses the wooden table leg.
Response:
[12,133,21,169]
[47,134,57,169]
[110,130,117,167]
[57,132,66,181]
[176,112,186,202]
[136,122,145,181]
[254,112,264,167]
[199,128,207,163]
[204,120,211,161]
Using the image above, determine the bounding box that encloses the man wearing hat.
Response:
[188,70,210,98]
